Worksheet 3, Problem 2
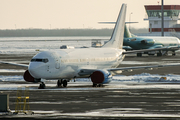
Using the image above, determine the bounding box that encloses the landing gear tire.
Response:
[38,82,45,89]
[164,53,168,56]
[172,53,176,56]
[57,79,62,87]
[137,53,142,57]
[63,80,67,87]
[98,84,103,87]
[157,52,162,57]
[92,83,103,87]
[148,54,154,56]
[172,51,176,56]
[93,83,97,87]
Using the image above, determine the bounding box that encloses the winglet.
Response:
[103,4,127,49]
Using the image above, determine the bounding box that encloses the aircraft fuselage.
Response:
[28,48,125,80]
[124,36,180,50]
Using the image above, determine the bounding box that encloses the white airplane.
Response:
[1,4,180,89]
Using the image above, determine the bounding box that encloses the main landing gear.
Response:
[157,52,162,57]
[38,79,68,89]
[92,83,103,87]
[57,79,68,87]
[172,51,176,56]
[137,53,142,57]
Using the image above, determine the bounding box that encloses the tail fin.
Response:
[124,24,138,38]
[124,24,132,38]
[103,4,127,49]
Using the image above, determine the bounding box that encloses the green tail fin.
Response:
[124,24,132,38]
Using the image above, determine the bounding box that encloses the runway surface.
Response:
[1,52,180,119]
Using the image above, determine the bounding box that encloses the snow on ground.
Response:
[113,73,180,83]
[0,36,108,54]
[0,69,25,73]
[1,73,180,83]
[1,73,180,91]
[0,75,23,82]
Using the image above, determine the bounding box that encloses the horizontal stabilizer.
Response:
[98,22,138,24]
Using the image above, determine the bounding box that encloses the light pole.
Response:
[129,12,133,30]
[161,0,164,36]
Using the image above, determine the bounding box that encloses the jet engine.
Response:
[90,70,112,84]
[23,70,41,82]
[141,39,155,46]
[141,40,148,45]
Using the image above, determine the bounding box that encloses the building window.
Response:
[154,21,158,24]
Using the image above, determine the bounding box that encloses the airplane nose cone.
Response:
[28,62,42,78]
[28,51,58,79]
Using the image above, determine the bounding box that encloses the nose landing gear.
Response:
[38,82,46,89]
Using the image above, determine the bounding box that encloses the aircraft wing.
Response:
[149,46,180,50]
[78,63,180,76]
[78,69,97,76]
[107,63,180,72]
[123,46,180,54]
[1,60,180,77]
[0,61,29,68]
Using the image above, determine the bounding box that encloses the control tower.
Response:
[144,5,180,33]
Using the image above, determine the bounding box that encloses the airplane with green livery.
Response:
[123,25,180,57]
[101,22,180,57]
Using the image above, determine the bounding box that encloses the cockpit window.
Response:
[31,58,49,63]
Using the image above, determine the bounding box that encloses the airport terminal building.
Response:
[138,5,180,37]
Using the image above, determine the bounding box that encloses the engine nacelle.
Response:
[23,70,35,82]
[141,40,147,45]
[141,39,154,46]
[23,70,41,82]
[90,70,112,84]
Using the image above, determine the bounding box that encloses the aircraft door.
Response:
[55,57,60,69]
[52,53,60,69]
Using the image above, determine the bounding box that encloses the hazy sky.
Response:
[0,0,180,29]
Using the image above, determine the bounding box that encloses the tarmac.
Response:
[1,52,180,119]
